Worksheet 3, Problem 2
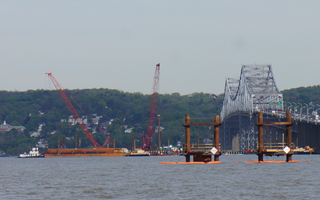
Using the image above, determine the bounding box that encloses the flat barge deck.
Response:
[44,148,128,157]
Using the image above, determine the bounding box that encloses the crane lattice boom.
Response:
[46,72,101,148]
[144,63,160,150]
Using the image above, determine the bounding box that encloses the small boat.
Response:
[18,147,44,158]
[128,149,150,156]
[294,146,314,154]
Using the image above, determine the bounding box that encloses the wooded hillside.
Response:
[0,89,222,155]
[1,85,319,155]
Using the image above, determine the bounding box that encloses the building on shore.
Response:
[0,121,26,134]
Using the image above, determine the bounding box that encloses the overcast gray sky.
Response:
[1,1,319,95]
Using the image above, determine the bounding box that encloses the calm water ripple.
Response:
[1,154,319,199]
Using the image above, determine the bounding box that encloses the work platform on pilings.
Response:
[182,114,221,163]
[254,110,295,162]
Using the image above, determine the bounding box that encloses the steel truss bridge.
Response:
[220,65,320,153]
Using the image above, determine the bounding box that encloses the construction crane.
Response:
[102,136,111,148]
[142,63,160,150]
[46,72,108,148]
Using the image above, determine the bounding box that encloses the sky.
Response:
[1,1,320,95]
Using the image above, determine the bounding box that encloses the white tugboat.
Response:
[18,147,44,158]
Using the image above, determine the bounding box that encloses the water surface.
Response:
[1,154,319,199]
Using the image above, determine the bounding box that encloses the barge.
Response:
[44,148,128,157]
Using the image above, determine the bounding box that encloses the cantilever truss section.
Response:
[220,65,283,121]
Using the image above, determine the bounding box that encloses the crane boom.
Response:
[102,136,111,148]
[144,63,160,150]
[46,72,101,148]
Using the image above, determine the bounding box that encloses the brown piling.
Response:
[132,132,134,151]
[258,112,264,162]
[158,115,161,150]
[214,115,220,161]
[185,114,191,162]
[197,133,200,151]
[58,139,60,155]
[75,130,78,149]
[286,110,292,162]
[113,139,116,148]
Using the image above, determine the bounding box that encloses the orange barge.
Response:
[44,148,128,157]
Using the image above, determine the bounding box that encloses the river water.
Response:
[1,154,319,199]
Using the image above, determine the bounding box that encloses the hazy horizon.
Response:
[1,1,319,95]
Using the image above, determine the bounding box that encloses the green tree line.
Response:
[1,85,318,155]
[0,89,223,155]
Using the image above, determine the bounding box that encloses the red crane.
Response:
[143,63,160,150]
[46,72,107,148]
[102,136,111,148]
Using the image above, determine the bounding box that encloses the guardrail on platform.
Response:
[258,142,295,150]
[183,143,220,153]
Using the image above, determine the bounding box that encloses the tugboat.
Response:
[18,147,44,158]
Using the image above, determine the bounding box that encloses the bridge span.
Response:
[220,65,320,153]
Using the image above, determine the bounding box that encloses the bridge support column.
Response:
[286,110,292,162]
[214,115,220,161]
[185,114,191,162]
[258,112,264,162]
